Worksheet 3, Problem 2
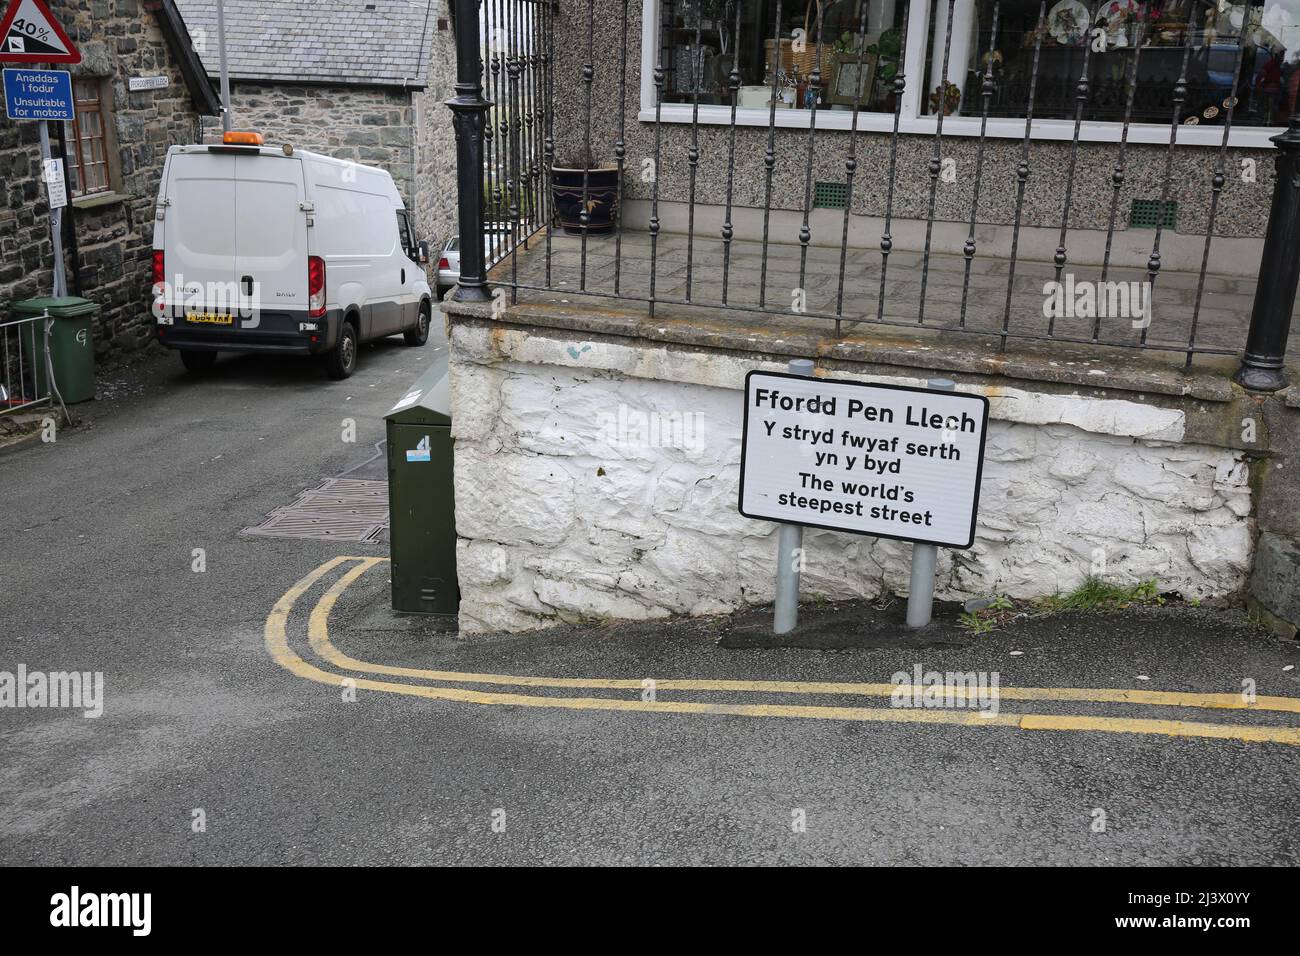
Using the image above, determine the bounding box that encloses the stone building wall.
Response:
[194,4,459,251]
[201,84,418,206]
[0,0,207,357]
[447,317,1254,634]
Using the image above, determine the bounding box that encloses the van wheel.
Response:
[326,322,358,379]
[404,303,431,347]
[180,350,217,373]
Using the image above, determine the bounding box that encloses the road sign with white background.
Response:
[3,66,72,119]
[0,0,80,63]
[739,371,990,549]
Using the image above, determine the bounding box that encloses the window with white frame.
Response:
[643,0,1296,145]
[654,0,907,113]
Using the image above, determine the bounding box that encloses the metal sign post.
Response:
[740,370,989,636]
[773,358,815,634]
[905,378,956,629]
[38,120,65,296]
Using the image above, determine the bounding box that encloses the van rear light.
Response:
[152,250,169,324]
[308,256,326,317]
[438,257,450,271]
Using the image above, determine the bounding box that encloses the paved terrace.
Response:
[481,229,1300,401]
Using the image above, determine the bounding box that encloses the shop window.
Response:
[657,0,907,114]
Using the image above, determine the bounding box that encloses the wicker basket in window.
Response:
[764,0,827,81]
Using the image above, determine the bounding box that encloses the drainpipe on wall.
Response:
[405,77,418,220]
[54,120,82,296]
[216,0,233,132]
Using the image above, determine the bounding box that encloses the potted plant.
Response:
[929,79,962,116]
[866,27,901,110]
[552,151,621,235]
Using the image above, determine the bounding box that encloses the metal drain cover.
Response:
[243,478,389,542]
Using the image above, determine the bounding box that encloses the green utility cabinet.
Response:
[385,349,458,615]
[13,297,99,404]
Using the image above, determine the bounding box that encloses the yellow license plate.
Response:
[186,312,234,325]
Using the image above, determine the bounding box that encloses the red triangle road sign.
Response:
[0,0,81,64]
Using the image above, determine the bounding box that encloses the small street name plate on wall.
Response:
[128,75,169,91]
[739,371,990,549]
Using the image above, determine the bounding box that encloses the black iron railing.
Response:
[449,0,1297,391]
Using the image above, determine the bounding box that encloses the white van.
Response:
[151,131,433,379]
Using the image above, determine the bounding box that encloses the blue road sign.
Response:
[3,66,73,120]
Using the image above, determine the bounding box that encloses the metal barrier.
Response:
[0,312,51,417]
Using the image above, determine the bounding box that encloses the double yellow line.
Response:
[265,556,1300,746]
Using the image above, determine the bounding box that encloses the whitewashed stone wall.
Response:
[450,323,1253,634]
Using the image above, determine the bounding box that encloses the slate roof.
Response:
[174,0,438,89]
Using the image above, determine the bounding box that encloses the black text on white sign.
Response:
[739,372,990,549]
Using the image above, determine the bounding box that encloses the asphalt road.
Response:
[1,329,1299,866]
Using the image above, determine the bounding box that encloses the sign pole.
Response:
[215,0,232,132]
[905,377,956,629]
[37,118,66,297]
[773,357,815,635]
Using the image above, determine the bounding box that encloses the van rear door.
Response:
[162,151,237,312]
[234,156,308,320]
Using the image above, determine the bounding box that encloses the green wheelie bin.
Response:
[13,296,99,404]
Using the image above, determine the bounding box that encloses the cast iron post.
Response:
[447,0,493,303]
[1236,114,1300,391]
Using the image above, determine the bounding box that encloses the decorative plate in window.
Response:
[1047,0,1091,46]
